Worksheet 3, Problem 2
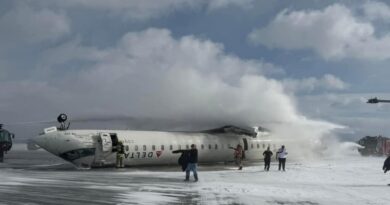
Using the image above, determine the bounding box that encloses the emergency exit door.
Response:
[99,133,112,152]
[242,138,248,151]
[93,133,112,165]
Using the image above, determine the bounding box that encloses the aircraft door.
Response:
[93,133,113,166]
[99,133,112,152]
[110,133,119,152]
[242,138,248,151]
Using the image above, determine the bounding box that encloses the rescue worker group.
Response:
[115,142,288,182]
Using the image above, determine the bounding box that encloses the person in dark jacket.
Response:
[383,155,390,173]
[185,144,198,182]
[263,147,273,171]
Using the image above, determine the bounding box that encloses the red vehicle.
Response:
[357,136,390,156]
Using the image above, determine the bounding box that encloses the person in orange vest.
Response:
[232,144,244,170]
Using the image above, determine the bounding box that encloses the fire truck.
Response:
[360,98,390,156]
[357,136,390,156]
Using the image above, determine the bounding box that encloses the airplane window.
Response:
[186,145,189,149]
[257,144,260,149]
[251,143,254,149]
[215,144,218,150]
[161,145,164,150]
[60,150,79,161]
[152,145,156,151]
[178,145,181,150]
[169,145,173,150]
[201,144,204,150]
[143,145,146,151]
[135,145,138,151]
[0,131,10,142]
[208,144,212,150]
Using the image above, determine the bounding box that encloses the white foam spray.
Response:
[0,28,347,158]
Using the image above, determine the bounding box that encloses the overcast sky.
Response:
[2,0,390,142]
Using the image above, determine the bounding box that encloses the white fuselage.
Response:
[32,128,280,168]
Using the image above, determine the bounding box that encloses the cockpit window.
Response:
[59,148,95,162]
[0,130,11,142]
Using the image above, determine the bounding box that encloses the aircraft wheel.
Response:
[57,113,68,123]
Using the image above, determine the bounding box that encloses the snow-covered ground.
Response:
[0,147,389,205]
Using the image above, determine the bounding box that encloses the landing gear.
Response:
[57,113,70,130]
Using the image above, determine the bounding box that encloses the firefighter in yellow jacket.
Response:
[116,141,125,168]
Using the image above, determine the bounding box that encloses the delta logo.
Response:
[156,151,162,158]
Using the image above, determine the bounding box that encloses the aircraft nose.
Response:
[31,132,61,155]
[32,134,49,148]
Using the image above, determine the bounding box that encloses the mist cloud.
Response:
[282,74,348,94]
[0,28,342,158]
[41,28,299,125]
[37,0,254,20]
[248,3,390,60]
[0,3,70,49]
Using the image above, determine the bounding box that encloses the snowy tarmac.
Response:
[1,146,389,205]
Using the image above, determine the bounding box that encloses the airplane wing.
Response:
[201,125,257,137]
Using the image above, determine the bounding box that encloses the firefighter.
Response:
[116,141,125,168]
